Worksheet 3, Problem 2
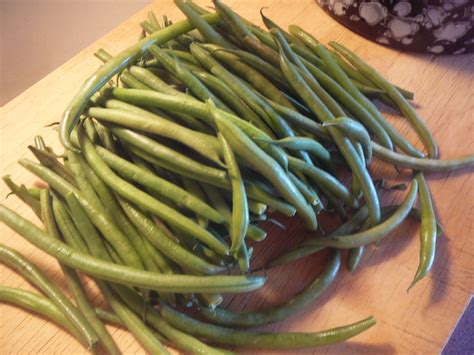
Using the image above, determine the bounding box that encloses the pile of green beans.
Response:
[2,1,473,353]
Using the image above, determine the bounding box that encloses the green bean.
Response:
[236,242,250,273]
[273,30,393,151]
[27,187,43,200]
[245,182,297,217]
[288,172,321,207]
[191,43,286,138]
[187,66,265,125]
[264,136,332,166]
[269,205,369,268]
[3,175,42,219]
[0,286,88,348]
[0,204,266,292]
[59,12,220,150]
[148,44,230,111]
[330,42,438,158]
[347,245,364,272]
[323,117,372,163]
[409,174,437,291]
[161,303,375,348]
[315,179,418,248]
[100,282,169,354]
[202,250,340,327]
[119,197,223,275]
[110,87,289,171]
[111,126,229,186]
[0,244,99,348]
[89,105,223,165]
[277,42,380,225]
[175,0,232,49]
[28,146,76,184]
[221,48,292,91]
[206,44,295,109]
[40,190,120,354]
[67,150,145,269]
[94,308,124,327]
[113,284,230,355]
[78,128,230,256]
[288,157,358,208]
[95,145,224,223]
[214,111,316,229]
[247,200,267,215]
[141,20,157,35]
[372,142,474,172]
[212,104,249,253]
[313,45,423,158]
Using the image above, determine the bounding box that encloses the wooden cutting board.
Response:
[1,0,473,353]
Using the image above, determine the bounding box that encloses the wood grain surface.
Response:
[1,1,473,353]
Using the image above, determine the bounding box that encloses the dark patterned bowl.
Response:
[316,0,474,54]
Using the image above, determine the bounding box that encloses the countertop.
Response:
[1,0,473,353]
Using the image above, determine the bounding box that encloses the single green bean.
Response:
[408,174,437,291]
[201,250,340,327]
[314,179,418,248]
[372,142,474,172]
[161,303,376,348]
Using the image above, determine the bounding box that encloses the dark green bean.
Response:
[201,250,340,327]
[408,174,437,291]
[372,142,474,172]
[313,179,418,248]
[161,303,375,348]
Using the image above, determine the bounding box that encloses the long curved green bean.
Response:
[372,142,474,172]
[314,179,418,248]
[161,303,375,348]
[201,250,340,327]
[409,174,437,290]
[78,128,230,256]
[330,42,438,158]
[0,286,88,348]
[59,12,220,150]
[0,244,99,348]
[215,114,249,253]
[114,284,230,355]
[0,204,266,292]
[214,110,317,229]
[263,136,332,166]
